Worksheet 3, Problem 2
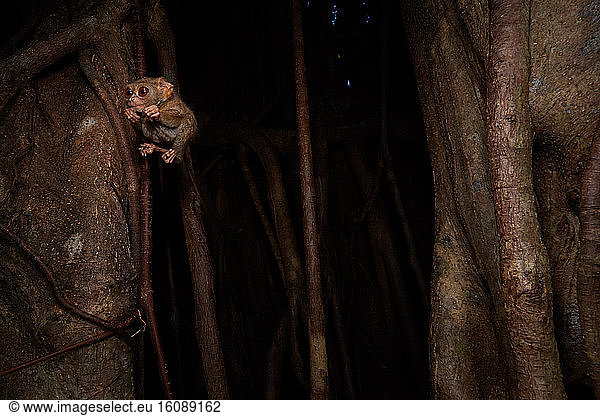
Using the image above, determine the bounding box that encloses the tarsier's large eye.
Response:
[125,88,134,97]
[138,86,149,97]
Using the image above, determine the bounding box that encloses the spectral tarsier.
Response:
[124,77,197,164]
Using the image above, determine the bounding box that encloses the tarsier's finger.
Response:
[144,105,158,114]
[127,108,142,120]
[145,109,160,119]
[128,113,141,122]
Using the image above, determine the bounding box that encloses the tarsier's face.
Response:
[124,80,157,108]
[125,77,174,109]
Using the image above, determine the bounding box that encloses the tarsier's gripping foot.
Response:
[139,143,157,157]
[139,142,175,163]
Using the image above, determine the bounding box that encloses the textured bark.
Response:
[290,0,328,399]
[264,311,287,399]
[0,224,133,331]
[430,203,508,399]
[313,125,356,398]
[570,0,600,389]
[0,0,144,398]
[0,329,116,379]
[0,0,132,111]
[533,159,587,384]
[403,0,600,398]
[78,49,139,262]
[577,121,600,397]
[487,0,564,398]
[402,0,511,398]
[180,164,230,399]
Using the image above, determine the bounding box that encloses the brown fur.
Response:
[124,77,196,163]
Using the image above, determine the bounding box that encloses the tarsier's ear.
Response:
[157,77,174,100]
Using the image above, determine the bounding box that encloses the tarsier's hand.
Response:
[144,105,160,119]
[139,143,157,157]
[162,149,176,164]
[125,106,143,122]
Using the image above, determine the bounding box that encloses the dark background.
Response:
[1,0,433,399]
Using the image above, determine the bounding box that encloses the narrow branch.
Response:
[237,144,286,278]
[242,134,306,387]
[313,125,356,397]
[291,0,328,399]
[147,0,228,396]
[133,0,173,399]
[0,330,116,378]
[0,223,134,331]
[265,310,287,399]
[180,154,230,399]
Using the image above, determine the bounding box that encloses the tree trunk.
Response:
[180,163,230,399]
[0,0,141,398]
[290,0,329,399]
[487,0,564,398]
[403,0,600,398]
